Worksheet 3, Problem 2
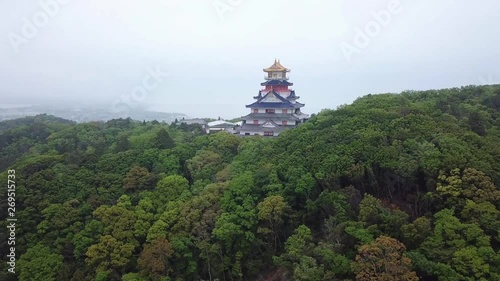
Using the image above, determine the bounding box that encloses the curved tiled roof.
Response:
[239,124,287,133]
[263,59,290,72]
[253,90,263,99]
[241,113,302,121]
[260,80,293,86]
[245,90,304,109]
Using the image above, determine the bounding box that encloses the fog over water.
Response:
[1,0,499,118]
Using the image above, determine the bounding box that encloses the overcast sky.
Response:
[1,0,499,118]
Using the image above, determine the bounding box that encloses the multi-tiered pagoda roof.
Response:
[246,90,304,109]
[239,60,308,136]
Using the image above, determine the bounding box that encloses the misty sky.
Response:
[1,0,500,118]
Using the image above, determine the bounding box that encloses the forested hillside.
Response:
[1,84,500,281]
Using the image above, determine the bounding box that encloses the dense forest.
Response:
[1,84,500,281]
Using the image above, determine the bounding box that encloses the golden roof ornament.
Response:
[263,59,290,72]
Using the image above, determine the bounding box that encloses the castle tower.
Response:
[239,60,309,136]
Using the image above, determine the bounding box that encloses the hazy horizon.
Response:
[2,0,500,119]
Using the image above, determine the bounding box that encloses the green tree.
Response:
[122,166,157,192]
[138,238,174,278]
[436,168,500,209]
[352,236,418,281]
[420,209,490,263]
[468,111,486,136]
[93,199,138,243]
[36,200,81,248]
[122,273,148,281]
[461,200,500,242]
[257,195,290,251]
[452,246,498,280]
[114,133,130,152]
[419,208,500,279]
[85,235,135,271]
[153,128,175,149]
[274,225,315,267]
[401,216,432,248]
[72,220,104,258]
[358,194,408,238]
[406,251,461,281]
[293,256,325,281]
[212,173,260,278]
[154,174,190,208]
[18,244,63,281]
[186,150,225,182]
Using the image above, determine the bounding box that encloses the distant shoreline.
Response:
[0,104,33,109]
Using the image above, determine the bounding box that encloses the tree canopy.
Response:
[1,84,500,280]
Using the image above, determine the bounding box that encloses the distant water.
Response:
[0,104,33,109]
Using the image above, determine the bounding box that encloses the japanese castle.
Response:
[239,60,309,136]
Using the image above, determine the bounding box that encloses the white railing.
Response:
[264,76,289,80]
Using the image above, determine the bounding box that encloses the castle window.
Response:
[282,109,288,114]
[282,120,287,125]
[264,131,274,136]
[266,109,275,114]
[253,120,258,124]
[253,109,258,113]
